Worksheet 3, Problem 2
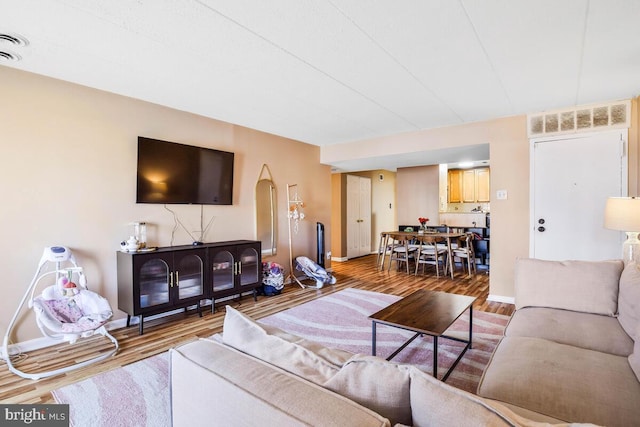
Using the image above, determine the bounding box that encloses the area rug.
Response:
[259,288,509,393]
[52,288,509,426]
[51,352,169,427]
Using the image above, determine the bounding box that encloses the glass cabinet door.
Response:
[239,246,259,287]
[139,258,170,308]
[212,250,234,292]
[176,253,204,300]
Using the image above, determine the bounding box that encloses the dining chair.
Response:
[414,235,448,277]
[387,233,417,273]
[452,232,476,277]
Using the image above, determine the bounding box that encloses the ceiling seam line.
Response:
[193,0,420,131]
[574,0,590,106]
[459,0,514,112]
[326,0,463,123]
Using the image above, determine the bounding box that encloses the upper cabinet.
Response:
[448,170,463,203]
[448,167,490,203]
[475,168,490,202]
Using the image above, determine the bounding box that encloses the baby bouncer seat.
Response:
[3,246,118,380]
[294,256,336,289]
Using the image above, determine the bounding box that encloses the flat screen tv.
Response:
[136,137,234,205]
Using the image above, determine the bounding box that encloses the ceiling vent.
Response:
[0,51,20,61]
[0,32,28,62]
[0,33,29,47]
[527,100,631,138]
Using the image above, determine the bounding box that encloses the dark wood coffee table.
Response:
[369,289,476,381]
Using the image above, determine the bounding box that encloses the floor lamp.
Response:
[604,197,640,264]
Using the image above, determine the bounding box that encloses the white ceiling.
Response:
[2,0,640,171]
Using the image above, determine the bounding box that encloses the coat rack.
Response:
[286,183,308,288]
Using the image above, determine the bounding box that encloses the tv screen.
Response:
[136,137,234,205]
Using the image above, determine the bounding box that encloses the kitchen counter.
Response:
[439,212,487,228]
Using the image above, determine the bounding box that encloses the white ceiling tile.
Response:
[1,0,639,170]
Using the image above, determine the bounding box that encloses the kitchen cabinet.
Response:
[448,168,490,203]
[448,170,462,203]
[476,168,490,202]
[117,240,261,334]
[462,170,476,202]
[208,241,261,310]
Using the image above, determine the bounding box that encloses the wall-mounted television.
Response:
[136,137,234,205]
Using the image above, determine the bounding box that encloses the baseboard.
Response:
[331,256,348,262]
[487,294,515,305]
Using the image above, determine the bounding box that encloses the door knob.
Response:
[538,226,546,232]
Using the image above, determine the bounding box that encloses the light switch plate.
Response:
[496,190,508,200]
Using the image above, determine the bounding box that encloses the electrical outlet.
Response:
[496,190,508,200]
[326,251,332,259]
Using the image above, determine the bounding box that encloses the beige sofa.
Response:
[170,304,594,426]
[478,258,640,427]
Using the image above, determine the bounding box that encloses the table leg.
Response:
[469,306,473,349]
[447,237,454,279]
[372,321,377,356]
[433,335,438,378]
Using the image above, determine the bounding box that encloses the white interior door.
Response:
[347,175,372,258]
[531,130,626,261]
[358,176,372,255]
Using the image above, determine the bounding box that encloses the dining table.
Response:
[377,230,464,279]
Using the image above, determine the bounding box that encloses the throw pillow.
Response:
[409,367,517,427]
[221,306,350,384]
[323,354,412,426]
[514,258,623,315]
[618,262,640,340]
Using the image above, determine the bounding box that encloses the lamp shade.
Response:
[604,197,640,231]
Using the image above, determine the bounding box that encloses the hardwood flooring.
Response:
[0,255,513,404]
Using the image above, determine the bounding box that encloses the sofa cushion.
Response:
[618,261,640,341]
[478,336,640,427]
[505,307,634,356]
[323,354,412,426]
[222,306,352,384]
[409,366,572,427]
[630,326,640,381]
[170,339,391,427]
[514,258,623,315]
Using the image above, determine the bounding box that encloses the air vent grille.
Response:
[528,100,630,137]
[0,33,27,46]
[0,51,20,61]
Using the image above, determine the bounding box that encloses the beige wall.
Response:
[1,66,330,343]
[396,165,440,227]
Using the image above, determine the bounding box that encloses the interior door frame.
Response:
[528,129,628,258]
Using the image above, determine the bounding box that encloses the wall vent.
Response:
[527,100,630,138]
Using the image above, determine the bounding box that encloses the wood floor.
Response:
[0,254,513,404]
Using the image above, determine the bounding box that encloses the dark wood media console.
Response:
[117,240,261,334]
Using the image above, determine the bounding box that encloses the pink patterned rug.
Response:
[51,352,169,427]
[260,288,509,393]
[52,288,508,426]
